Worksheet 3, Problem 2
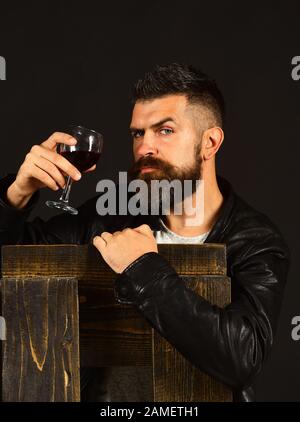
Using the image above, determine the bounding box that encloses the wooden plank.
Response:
[78,276,231,370]
[79,302,152,367]
[159,244,227,275]
[1,277,80,402]
[1,244,228,368]
[1,244,232,402]
[153,275,232,402]
[1,243,227,281]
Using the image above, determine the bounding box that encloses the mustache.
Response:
[128,156,174,178]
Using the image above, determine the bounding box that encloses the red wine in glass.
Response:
[60,151,101,173]
[46,125,103,215]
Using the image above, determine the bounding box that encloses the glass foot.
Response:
[45,200,78,215]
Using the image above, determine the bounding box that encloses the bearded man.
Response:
[0,63,290,402]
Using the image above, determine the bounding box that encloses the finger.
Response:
[93,235,107,252]
[30,145,81,181]
[41,132,77,150]
[30,153,67,189]
[100,231,113,243]
[83,164,96,173]
[133,224,152,235]
[27,164,60,191]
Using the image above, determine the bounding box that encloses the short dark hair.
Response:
[132,63,225,128]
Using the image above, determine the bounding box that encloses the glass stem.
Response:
[59,176,73,204]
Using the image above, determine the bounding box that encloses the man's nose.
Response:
[135,133,158,158]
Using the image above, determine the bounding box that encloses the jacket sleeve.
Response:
[113,235,290,391]
[0,173,100,246]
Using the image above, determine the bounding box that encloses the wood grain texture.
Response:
[1,244,232,402]
[1,243,226,280]
[1,277,80,402]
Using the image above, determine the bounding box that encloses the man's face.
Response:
[128,94,203,185]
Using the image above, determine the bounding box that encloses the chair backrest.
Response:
[0,243,232,402]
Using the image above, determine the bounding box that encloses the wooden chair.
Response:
[0,243,232,402]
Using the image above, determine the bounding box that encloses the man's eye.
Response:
[160,128,173,135]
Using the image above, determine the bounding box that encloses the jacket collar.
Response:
[204,174,236,243]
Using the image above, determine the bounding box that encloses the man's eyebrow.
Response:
[130,117,177,132]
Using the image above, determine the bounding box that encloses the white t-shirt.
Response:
[153,218,210,244]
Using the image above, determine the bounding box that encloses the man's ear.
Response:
[202,127,224,160]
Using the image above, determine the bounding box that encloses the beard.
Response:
[127,142,202,214]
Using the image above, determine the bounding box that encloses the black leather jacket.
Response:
[0,173,290,402]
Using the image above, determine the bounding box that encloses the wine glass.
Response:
[46,125,103,215]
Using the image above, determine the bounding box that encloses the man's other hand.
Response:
[92,224,158,273]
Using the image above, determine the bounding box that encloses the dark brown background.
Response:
[0,0,299,401]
